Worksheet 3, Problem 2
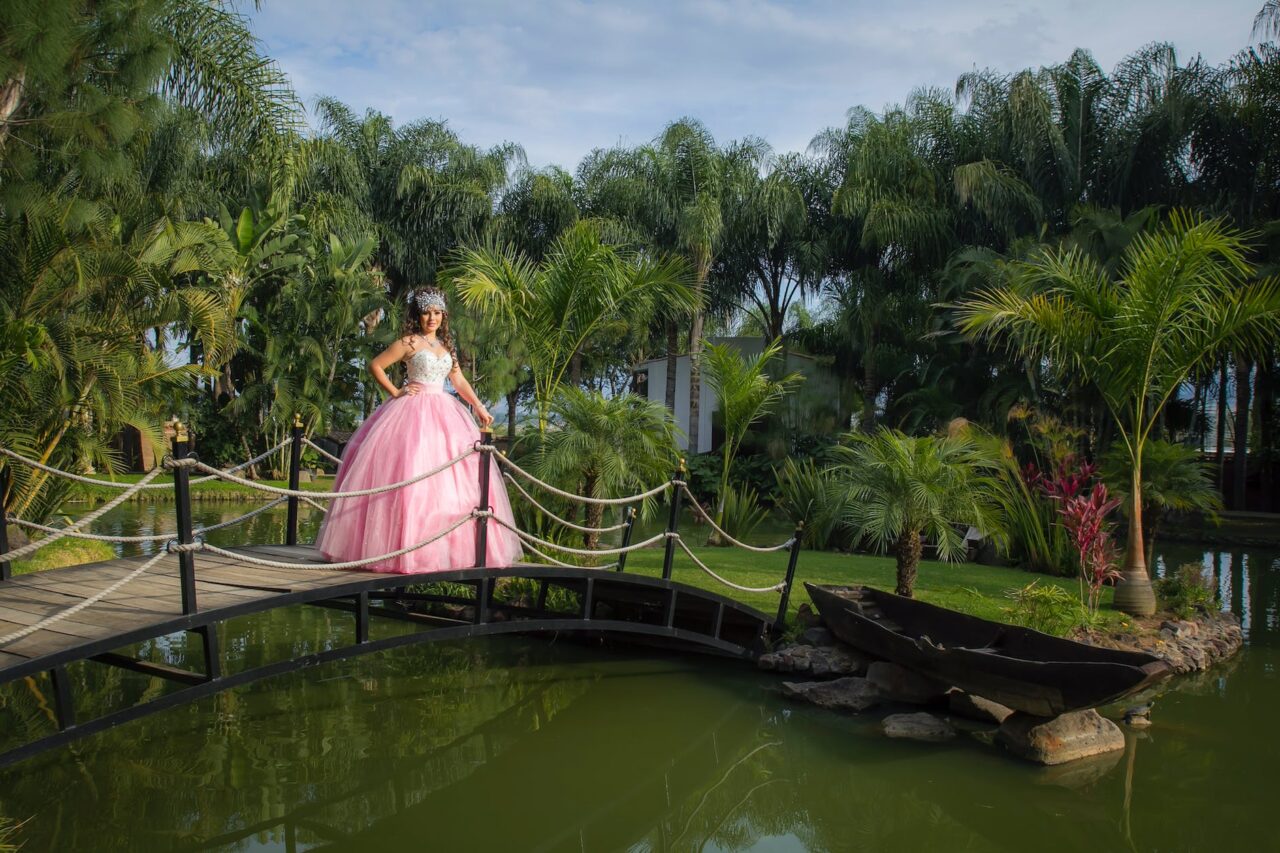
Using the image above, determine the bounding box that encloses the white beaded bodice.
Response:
[405,349,452,385]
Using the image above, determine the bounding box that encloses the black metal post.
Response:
[615,507,637,573]
[172,421,197,615]
[0,465,11,581]
[774,522,805,631]
[660,460,685,581]
[286,413,304,546]
[474,430,493,568]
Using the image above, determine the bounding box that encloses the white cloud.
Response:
[248,0,1262,169]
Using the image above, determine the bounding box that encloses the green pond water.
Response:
[0,502,1276,852]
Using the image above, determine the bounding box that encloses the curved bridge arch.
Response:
[0,545,776,768]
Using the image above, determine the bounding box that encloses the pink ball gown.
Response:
[315,348,522,573]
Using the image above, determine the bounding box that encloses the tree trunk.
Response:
[506,389,518,443]
[582,473,601,550]
[1233,356,1252,511]
[665,320,678,413]
[1216,358,1229,495]
[0,70,25,152]
[1257,353,1275,513]
[569,351,582,388]
[861,326,877,431]
[1113,465,1157,616]
[688,310,705,455]
[895,529,922,597]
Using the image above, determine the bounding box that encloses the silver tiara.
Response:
[413,289,447,313]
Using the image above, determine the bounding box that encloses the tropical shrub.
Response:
[774,457,853,549]
[1053,482,1123,613]
[1003,582,1097,636]
[716,484,769,543]
[1155,563,1216,619]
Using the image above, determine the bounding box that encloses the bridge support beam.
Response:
[286,414,304,546]
[355,592,369,643]
[172,422,198,614]
[50,666,76,731]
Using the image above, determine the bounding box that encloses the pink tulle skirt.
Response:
[315,382,522,573]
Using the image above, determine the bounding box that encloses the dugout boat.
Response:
[805,583,1171,716]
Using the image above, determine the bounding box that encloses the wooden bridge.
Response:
[0,423,802,767]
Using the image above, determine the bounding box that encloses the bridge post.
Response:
[474,429,493,568]
[774,522,804,632]
[615,507,636,573]
[286,413,304,546]
[661,459,685,581]
[0,465,10,581]
[172,421,198,614]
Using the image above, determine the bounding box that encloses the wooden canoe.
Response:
[805,583,1171,716]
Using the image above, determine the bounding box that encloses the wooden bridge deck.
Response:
[0,545,774,687]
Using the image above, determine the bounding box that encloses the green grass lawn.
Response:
[612,544,1126,635]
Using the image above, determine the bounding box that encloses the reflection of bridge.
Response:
[0,421,803,767]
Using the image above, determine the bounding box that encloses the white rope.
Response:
[502,473,631,535]
[301,437,344,466]
[516,538,618,571]
[177,445,475,499]
[0,440,292,491]
[489,516,667,557]
[488,449,672,506]
[196,512,482,570]
[301,496,328,514]
[0,466,166,562]
[0,550,170,647]
[672,536,787,594]
[679,484,795,553]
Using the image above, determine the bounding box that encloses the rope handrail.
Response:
[300,437,344,467]
[172,445,475,499]
[672,536,787,594]
[0,549,170,647]
[679,484,795,553]
[488,448,672,506]
[0,466,167,562]
[301,496,328,514]
[488,516,668,557]
[196,511,481,570]
[502,473,631,535]
[0,440,292,491]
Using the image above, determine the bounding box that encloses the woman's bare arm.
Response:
[369,338,414,398]
[449,363,494,427]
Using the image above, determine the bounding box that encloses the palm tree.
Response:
[1101,440,1223,570]
[701,339,803,535]
[955,212,1280,614]
[447,221,697,432]
[832,428,1005,597]
[533,387,680,549]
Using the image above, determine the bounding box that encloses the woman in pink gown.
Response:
[315,287,522,572]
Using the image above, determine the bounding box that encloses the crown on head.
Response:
[412,288,448,313]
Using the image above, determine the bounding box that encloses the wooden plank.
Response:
[0,605,120,641]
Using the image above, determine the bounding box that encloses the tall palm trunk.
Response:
[582,472,602,550]
[665,320,678,413]
[0,70,24,152]
[506,389,517,442]
[1217,358,1229,493]
[1113,463,1156,615]
[1258,354,1275,512]
[861,325,877,431]
[895,528,922,598]
[1233,356,1253,510]
[688,308,705,454]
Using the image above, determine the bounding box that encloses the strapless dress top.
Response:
[405,349,452,391]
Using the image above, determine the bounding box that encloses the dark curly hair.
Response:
[402,287,456,356]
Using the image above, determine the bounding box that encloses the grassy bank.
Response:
[10,537,115,575]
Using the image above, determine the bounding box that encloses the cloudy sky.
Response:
[247,0,1265,170]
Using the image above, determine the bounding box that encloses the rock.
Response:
[1030,749,1125,789]
[781,677,881,712]
[948,690,1014,725]
[882,712,956,742]
[997,710,1125,765]
[757,644,869,677]
[865,661,949,704]
[297,470,313,484]
[796,603,821,629]
[4,525,30,550]
[800,626,836,646]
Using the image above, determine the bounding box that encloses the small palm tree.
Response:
[532,387,681,549]
[833,428,1005,598]
[702,339,802,537]
[955,212,1280,614]
[1101,440,1223,570]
